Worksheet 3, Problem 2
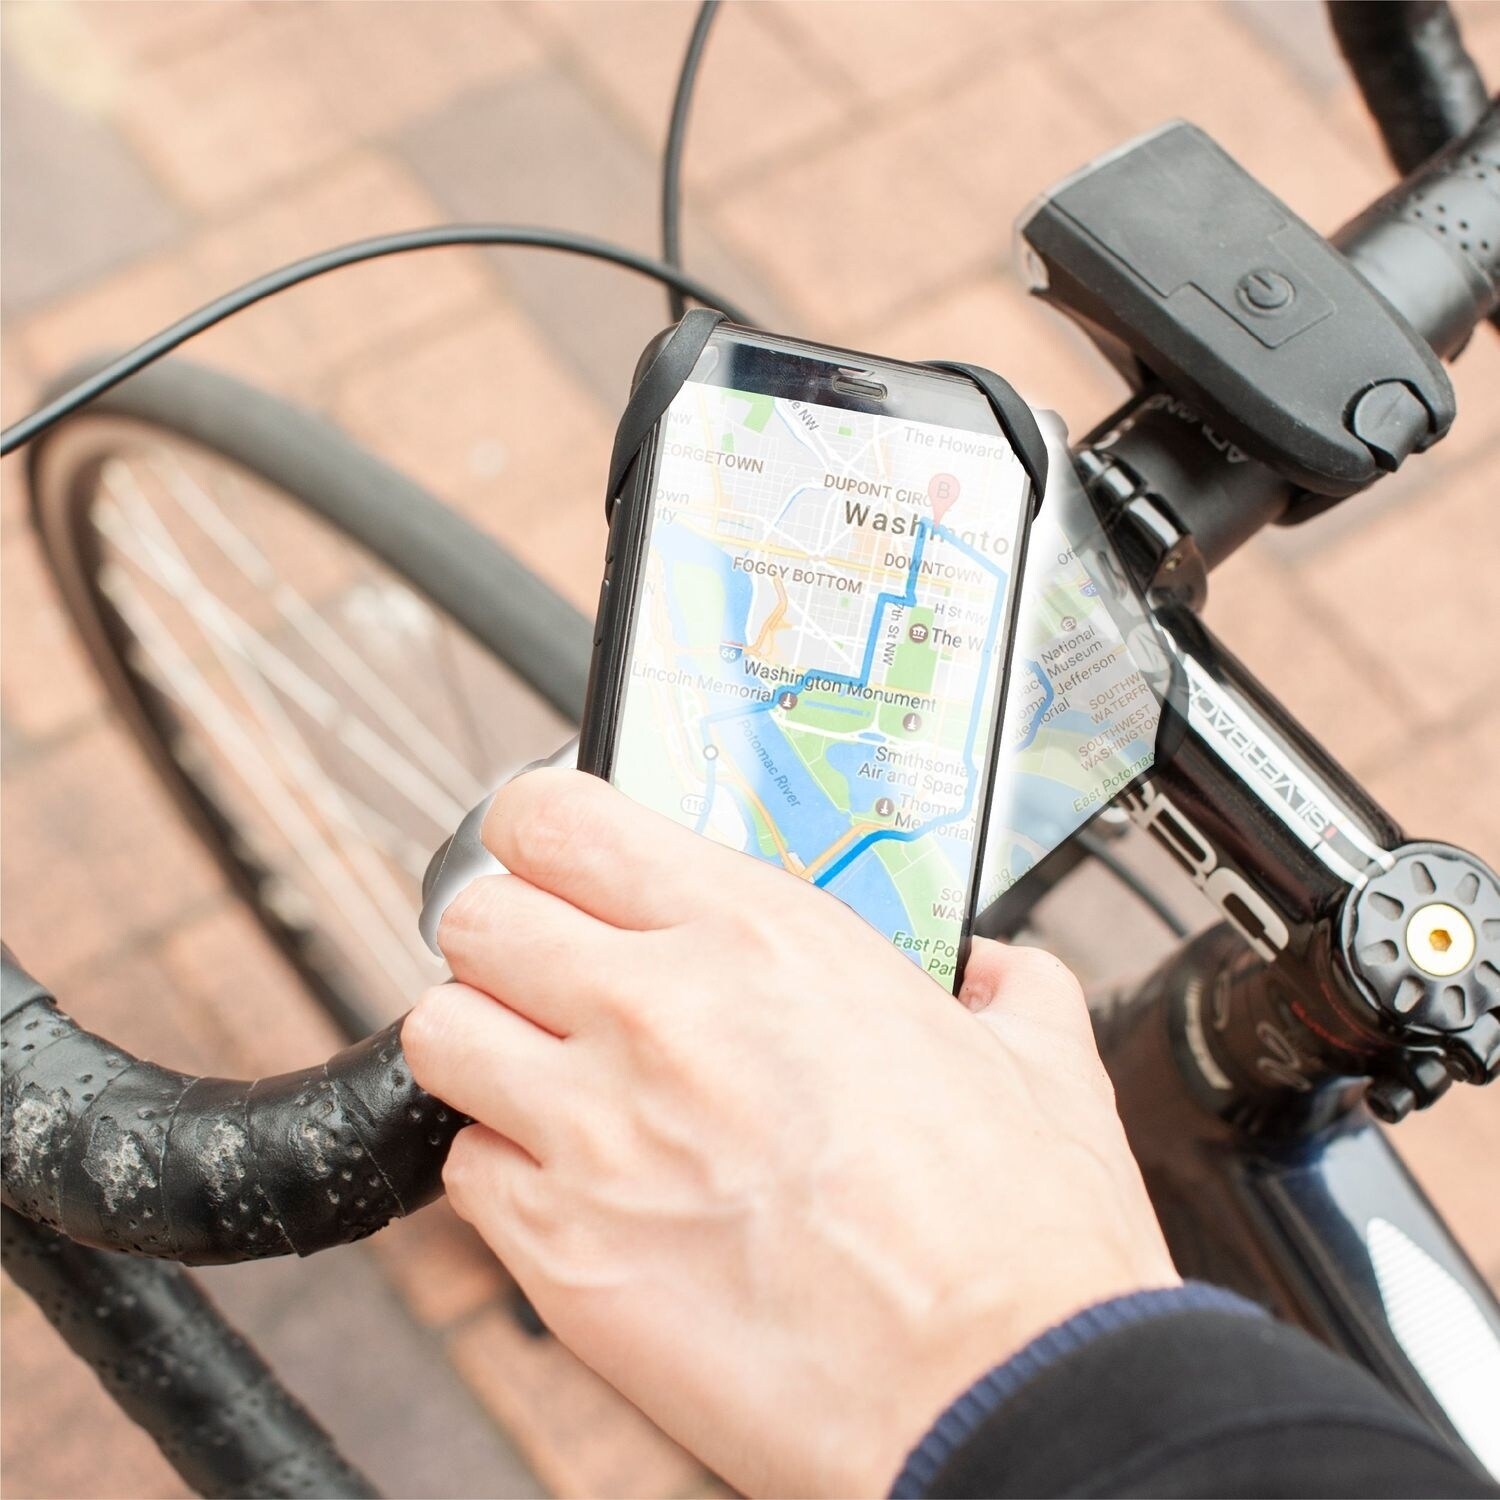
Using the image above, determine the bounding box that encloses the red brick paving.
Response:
[4,2,1500,1496]
[532,2,847,193]
[447,1306,720,1500]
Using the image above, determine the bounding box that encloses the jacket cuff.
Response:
[889,1282,1265,1499]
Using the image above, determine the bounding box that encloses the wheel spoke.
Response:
[60,425,547,1023]
[96,474,445,991]
[99,562,437,998]
[152,452,490,805]
[97,466,471,830]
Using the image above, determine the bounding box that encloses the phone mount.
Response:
[421,317,1057,952]
[1019,121,1455,511]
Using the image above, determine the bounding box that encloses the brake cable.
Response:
[0,226,755,458]
[661,0,723,321]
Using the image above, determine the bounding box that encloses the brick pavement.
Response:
[4,3,1500,1496]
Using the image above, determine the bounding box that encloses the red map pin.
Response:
[928,472,960,525]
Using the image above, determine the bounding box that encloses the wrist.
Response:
[887,1280,1265,1499]
[822,1260,1181,1498]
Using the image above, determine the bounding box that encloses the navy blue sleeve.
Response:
[889,1282,1494,1499]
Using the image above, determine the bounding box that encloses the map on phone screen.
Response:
[613,377,1031,988]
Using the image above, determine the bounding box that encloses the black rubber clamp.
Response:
[927,359,1049,509]
[606,307,726,514]
[605,313,1049,518]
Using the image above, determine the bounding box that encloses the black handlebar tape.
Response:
[1337,101,1500,357]
[1328,1,1490,176]
[2,951,461,1264]
[2,1204,378,1499]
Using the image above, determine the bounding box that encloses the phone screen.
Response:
[611,370,1030,989]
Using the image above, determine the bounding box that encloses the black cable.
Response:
[0,225,754,457]
[662,0,723,322]
[1075,829,1191,938]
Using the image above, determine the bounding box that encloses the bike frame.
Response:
[5,3,1498,1493]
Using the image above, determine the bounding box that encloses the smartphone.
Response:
[580,324,1036,992]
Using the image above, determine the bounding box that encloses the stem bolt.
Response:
[1405,902,1475,978]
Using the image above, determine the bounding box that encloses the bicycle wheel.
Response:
[27,356,593,1037]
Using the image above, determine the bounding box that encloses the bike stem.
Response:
[1077,420,1500,1132]
[1071,459,1500,1463]
[1056,107,1500,1132]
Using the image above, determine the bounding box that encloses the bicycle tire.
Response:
[26,356,593,1037]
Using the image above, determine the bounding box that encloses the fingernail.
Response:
[959,981,992,1013]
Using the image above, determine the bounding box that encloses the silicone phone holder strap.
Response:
[606,306,726,514]
[927,360,1049,510]
[605,311,1049,517]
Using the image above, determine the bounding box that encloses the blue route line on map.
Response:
[692,521,932,833]
[812,522,1007,887]
[690,516,1011,878]
[1016,661,1053,752]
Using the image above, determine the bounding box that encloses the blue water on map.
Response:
[824,854,913,950]
[937,830,977,879]
[824,740,883,817]
[720,714,849,862]
[655,522,753,647]
[641,509,1009,975]
[654,516,866,865]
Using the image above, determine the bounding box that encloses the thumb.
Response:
[958,939,1091,1036]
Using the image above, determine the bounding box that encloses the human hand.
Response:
[403,769,1178,1498]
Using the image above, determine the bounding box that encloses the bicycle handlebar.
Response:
[1329,1,1491,177]
[1337,99,1500,358]
[1,1204,377,1495]
[1086,100,1498,572]
[1,946,461,1263]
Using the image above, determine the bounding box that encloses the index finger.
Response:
[483,767,794,930]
